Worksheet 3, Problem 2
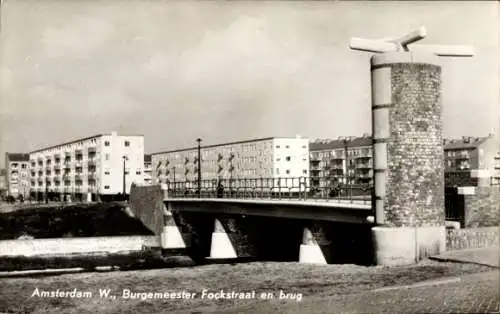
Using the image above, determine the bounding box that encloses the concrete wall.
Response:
[464,186,500,227]
[129,184,164,235]
[0,236,160,257]
[446,227,499,250]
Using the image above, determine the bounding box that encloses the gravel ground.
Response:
[0,259,493,314]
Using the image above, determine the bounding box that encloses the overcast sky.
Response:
[0,0,498,167]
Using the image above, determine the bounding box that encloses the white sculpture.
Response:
[349,26,474,57]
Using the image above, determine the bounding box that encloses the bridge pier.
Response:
[208,218,238,260]
[371,52,446,265]
[160,206,187,253]
[299,225,327,264]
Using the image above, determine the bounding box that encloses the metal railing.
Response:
[163,176,373,204]
[445,171,478,187]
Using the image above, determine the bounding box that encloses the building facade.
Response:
[29,132,145,201]
[309,134,373,190]
[144,154,153,185]
[151,136,310,191]
[4,153,30,198]
[444,134,499,187]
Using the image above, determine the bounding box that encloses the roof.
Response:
[6,153,30,162]
[144,154,152,162]
[29,132,145,154]
[310,135,372,151]
[444,136,491,150]
[152,136,277,155]
[30,134,103,154]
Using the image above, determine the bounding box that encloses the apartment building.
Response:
[144,154,153,185]
[309,134,373,190]
[444,134,499,186]
[151,136,310,191]
[4,153,30,198]
[29,132,145,201]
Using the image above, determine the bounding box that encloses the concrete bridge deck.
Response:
[165,198,373,224]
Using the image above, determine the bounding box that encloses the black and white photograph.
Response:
[0,0,499,313]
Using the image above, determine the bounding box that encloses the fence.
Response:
[164,177,373,203]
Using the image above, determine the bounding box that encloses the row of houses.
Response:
[3,132,499,200]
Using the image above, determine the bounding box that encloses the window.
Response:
[105,171,110,175]
[125,140,130,147]
[21,164,26,169]
[286,145,290,149]
[125,171,129,175]
[276,168,280,174]
[104,185,110,189]
[286,156,291,162]
[303,170,308,175]
[136,171,141,175]
[286,169,291,174]
[302,145,307,149]
[104,141,110,147]
[276,157,281,162]
[276,145,280,149]
[105,154,110,161]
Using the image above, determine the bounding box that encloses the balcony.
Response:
[74,174,83,181]
[53,164,61,170]
[88,147,96,154]
[88,159,96,167]
[330,163,344,169]
[88,173,96,180]
[356,162,372,169]
[74,160,83,167]
[63,174,71,181]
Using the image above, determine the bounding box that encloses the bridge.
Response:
[134,26,474,267]
[128,181,376,266]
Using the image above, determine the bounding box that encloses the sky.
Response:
[0,0,498,168]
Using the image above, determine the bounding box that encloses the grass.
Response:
[0,202,151,240]
[0,259,492,314]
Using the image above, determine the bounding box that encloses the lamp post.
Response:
[173,166,176,195]
[343,138,351,197]
[196,138,202,198]
[122,155,127,201]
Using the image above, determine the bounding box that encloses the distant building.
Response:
[0,169,6,197]
[29,131,145,201]
[151,136,310,191]
[144,154,153,185]
[309,134,373,190]
[444,134,499,186]
[5,153,30,198]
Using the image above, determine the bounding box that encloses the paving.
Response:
[431,246,500,268]
[218,270,500,314]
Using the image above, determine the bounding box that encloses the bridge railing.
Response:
[164,177,372,204]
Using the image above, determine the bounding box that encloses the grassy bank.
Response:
[0,202,151,240]
[0,260,492,314]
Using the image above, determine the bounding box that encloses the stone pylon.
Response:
[370,52,446,265]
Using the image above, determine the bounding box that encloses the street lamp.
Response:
[122,155,127,201]
[342,137,352,197]
[196,138,202,198]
